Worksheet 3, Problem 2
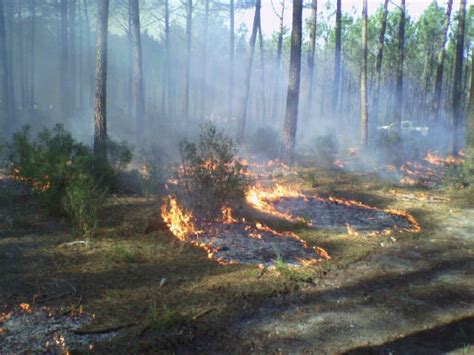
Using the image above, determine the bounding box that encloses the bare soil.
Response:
[0,168,473,354]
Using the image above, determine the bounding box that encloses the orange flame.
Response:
[161,197,199,240]
[221,206,237,224]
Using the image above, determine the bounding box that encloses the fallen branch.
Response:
[192,308,216,321]
[60,240,90,248]
[72,322,137,335]
[35,291,73,304]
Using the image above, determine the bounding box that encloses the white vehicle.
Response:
[377,120,429,136]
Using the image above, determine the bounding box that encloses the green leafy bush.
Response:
[64,174,107,239]
[178,122,249,218]
[7,124,132,238]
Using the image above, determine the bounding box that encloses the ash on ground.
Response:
[270,196,414,232]
[0,306,117,354]
[190,221,327,267]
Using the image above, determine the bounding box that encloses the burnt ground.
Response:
[0,168,473,354]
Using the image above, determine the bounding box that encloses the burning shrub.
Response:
[247,126,282,159]
[312,133,338,167]
[6,125,132,237]
[178,123,249,218]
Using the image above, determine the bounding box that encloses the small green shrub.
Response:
[64,174,107,239]
[106,244,140,263]
[178,122,249,218]
[146,303,191,333]
[7,124,132,237]
[274,253,313,283]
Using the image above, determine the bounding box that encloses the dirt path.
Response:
[223,202,474,353]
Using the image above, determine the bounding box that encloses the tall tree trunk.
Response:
[360,0,368,148]
[83,0,93,106]
[18,1,26,110]
[306,0,317,120]
[78,1,84,109]
[29,0,36,110]
[0,0,11,131]
[201,0,209,120]
[60,0,68,117]
[5,0,14,115]
[281,0,302,164]
[467,47,474,150]
[331,0,341,113]
[271,0,285,123]
[228,0,234,118]
[373,0,388,120]
[257,24,266,122]
[129,0,145,135]
[94,0,109,157]
[69,0,76,112]
[394,0,405,134]
[452,0,466,154]
[184,0,193,122]
[237,0,260,143]
[433,0,453,120]
[162,0,171,119]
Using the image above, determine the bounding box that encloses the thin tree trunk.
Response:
[228,0,234,118]
[94,0,109,157]
[360,0,368,148]
[306,0,317,121]
[83,0,93,106]
[78,1,83,108]
[373,0,388,120]
[467,47,474,150]
[162,0,171,119]
[237,0,260,143]
[271,0,285,123]
[331,0,341,113]
[258,24,266,122]
[281,0,302,164]
[0,0,11,131]
[28,0,36,110]
[394,0,405,134]
[60,0,68,117]
[452,0,466,154]
[184,0,193,122]
[129,0,145,135]
[201,0,209,120]
[5,0,14,114]
[433,0,453,120]
[69,0,76,112]
[18,0,26,110]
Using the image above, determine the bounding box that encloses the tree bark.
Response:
[69,0,76,112]
[452,0,466,154]
[94,0,109,158]
[201,0,209,120]
[129,0,145,135]
[271,0,285,123]
[331,0,341,113]
[257,24,266,122]
[433,0,453,120]
[281,0,302,164]
[184,0,193,122]
[228,0,234,118]
[306,0,317,121]
[360,0,368,148]
[0,0,11,131]
[60,0,68,117]
[467,47,474,150]
[237,0,260,143]
[373,0,388,120]
[393,0,405,134]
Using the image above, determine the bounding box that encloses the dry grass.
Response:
[0,167,471,353]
